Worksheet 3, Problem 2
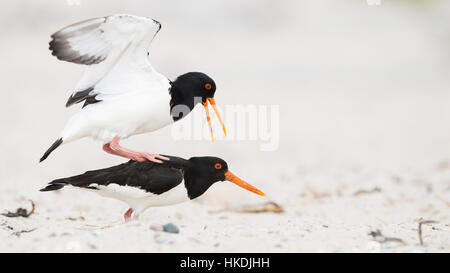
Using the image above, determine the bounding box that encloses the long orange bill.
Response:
[225,171,265,196]
[202,102,214,142]
[207,98,227,136]
[203,98,227,142]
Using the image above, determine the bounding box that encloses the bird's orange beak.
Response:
[225,171,265,196]
[203,98,227,142]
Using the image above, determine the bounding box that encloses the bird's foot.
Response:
[132,152,169,164]
[123,208,141,222]
[103,137,169,164]
[124,208,134,222]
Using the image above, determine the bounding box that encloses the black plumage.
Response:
[39,138,63,163]
[48,17,107,65]
[41,156,225,198]
[65,87,95,107]
[169,72,216,122]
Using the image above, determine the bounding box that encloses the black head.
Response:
[169,72,226,140]
[184,156,265,199]
[170,72,216,109]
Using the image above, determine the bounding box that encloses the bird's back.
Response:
[43,156,188,191]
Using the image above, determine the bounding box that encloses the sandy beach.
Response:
[0,0,449,252]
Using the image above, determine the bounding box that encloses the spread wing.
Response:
[49,14,164,107]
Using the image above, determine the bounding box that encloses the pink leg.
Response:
[123,208,134,222]
[103,137,169,164]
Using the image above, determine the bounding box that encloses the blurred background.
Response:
[0,0,449,252]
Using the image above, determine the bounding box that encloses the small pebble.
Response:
[87,243,98,250]
[162,223,179,234]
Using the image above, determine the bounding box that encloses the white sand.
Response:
[0,0,449,252]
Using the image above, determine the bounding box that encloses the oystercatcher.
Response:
[40,14,226,164]
[40,156,265,222]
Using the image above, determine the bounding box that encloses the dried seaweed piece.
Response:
[11,228,36,237]
[353,187,381,196]
[436,195,450,207]
[236,201,284,213]
[209,201,284,214]
[1,200,35,218]
[65,216,86,221]
[369,229,407,248]
[417,218,438,246]
[303,186,331,199]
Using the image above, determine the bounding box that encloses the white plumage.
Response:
[62,86,172,143]
[52,14,171,144]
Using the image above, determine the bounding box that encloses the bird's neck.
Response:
[183,169,215,199]
[169,81,201,122]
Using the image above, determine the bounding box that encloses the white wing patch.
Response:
[85,182,190,213]
[92,183,153,199]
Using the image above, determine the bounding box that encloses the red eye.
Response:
[205,83,212,90]
[214,163,222,169]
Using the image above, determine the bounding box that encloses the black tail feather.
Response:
[40,178,68,192]
[40,138,63,162]
[66,87,94,107]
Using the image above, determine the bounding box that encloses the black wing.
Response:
[41,156,190,195]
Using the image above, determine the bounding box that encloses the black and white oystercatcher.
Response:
[40,156,265,222]
[40,14,226,164]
